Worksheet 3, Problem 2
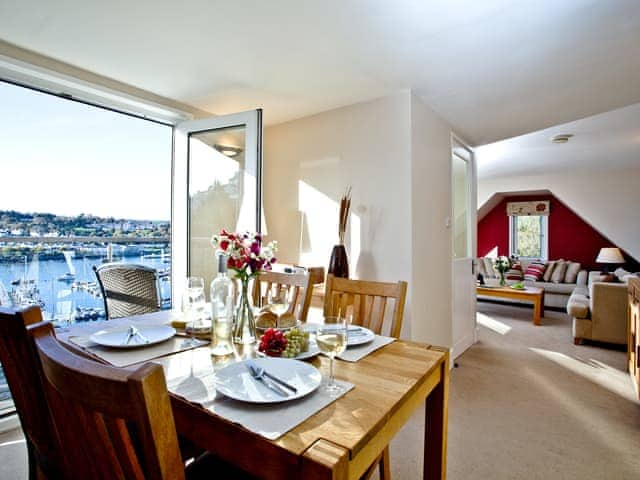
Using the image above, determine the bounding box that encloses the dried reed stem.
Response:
[338,186,351,244]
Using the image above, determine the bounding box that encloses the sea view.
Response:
[0,249,172,325]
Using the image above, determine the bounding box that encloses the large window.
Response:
[510,215,548,260]
[0,79,173,419]
[0,80,173,322]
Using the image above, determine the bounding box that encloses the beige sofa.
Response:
[567,271,629,345]
[477,258,587,309]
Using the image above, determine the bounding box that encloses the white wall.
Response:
[478,166,640,261]
[264,91,454,345]
[410,94,454,347]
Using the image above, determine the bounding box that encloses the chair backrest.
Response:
[0,306,64,479]
[252,267,324,322]
[323,274,408,338]
[94,263,161,319]
[30,321,185,480]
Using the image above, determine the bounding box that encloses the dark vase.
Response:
[328,244,349,278]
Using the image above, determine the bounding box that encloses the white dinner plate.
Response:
[346,326,375,346]
[89,324,176,349]
[302,324,376,346]
[214,358,321,404]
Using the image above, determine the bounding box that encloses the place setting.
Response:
[166,314,360,440]
[66,276,212,367]
[301,317,395,363]
[169,349,354,441]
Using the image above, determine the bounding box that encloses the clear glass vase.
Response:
[233,277,256,344]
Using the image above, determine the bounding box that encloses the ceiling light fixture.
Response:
[213,144,243,157]
[551,134,573,144]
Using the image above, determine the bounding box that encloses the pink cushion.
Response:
[524,262,545,281]
[505,261,523,280]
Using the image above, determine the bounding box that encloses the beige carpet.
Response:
[2,303,639,478]
[384,303,640,479]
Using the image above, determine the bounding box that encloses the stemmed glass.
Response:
[316,316,348,393]
[182,277,206,347]
[266,287,290,316]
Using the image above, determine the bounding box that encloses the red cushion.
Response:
[523,262,545,281]
[505,261,523,280]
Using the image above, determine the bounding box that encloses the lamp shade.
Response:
[596,247,624,264]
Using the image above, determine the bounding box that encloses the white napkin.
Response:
[338,335,395,362]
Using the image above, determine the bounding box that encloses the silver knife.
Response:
[261,370,298,393]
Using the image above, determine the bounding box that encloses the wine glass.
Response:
[182,277,206,346]
[316,316,348,393]
[266,287,290,316]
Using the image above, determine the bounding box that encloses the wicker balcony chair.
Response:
[94,263,161,320]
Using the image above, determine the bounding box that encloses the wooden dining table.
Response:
[57,311,449,480]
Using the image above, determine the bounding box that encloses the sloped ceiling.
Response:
[476,103,640,178]
[1,0,640,144]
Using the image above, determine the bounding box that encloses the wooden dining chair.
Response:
[323,274,408,339]
[252,266,324,322]
[323,274,408,480]
[94,263,161,319]
[29,320,255,480]
[0,306,64,480]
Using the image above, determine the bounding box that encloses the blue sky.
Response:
[0,81,172,220]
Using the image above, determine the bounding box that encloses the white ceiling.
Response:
[1,0,640,144]
[475,102,640,178]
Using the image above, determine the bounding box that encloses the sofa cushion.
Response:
[505,261,523,280]
[614,267,632,282]
[543,260,558,282]
[476,259,486,278]
[551,261,568,283]
[564,262,582,284]
[567,292,590,319]
[621,273,639,284]
[573,286,589,296]
[483,258,496,279]
[523,261,545,281]
[524,281,575,295]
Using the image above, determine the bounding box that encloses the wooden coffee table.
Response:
[477,285,545,326]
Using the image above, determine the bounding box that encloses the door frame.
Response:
[450,133,477,361]
[171,109,263,305]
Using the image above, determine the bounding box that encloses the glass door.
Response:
[172,110,263,304]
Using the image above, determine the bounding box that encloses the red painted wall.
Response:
[478,194,638,271]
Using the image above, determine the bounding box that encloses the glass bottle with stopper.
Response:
[210,254,235,356]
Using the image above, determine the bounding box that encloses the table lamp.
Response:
[595,247,624,273]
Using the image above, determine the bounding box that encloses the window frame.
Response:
[509,215,548,261]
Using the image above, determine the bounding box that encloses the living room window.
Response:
[509,215,548,260]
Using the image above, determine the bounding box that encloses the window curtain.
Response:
[506,201,550,216]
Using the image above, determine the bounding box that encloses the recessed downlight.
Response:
[551,134,573,144]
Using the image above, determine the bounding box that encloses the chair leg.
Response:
[574,337,584,345]
[360,453,381,480]
[359,447,391,480]
[379,446,391,480]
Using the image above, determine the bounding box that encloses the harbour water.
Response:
[0,254,171,324]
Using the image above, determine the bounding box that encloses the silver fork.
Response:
[245,361,290,397]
